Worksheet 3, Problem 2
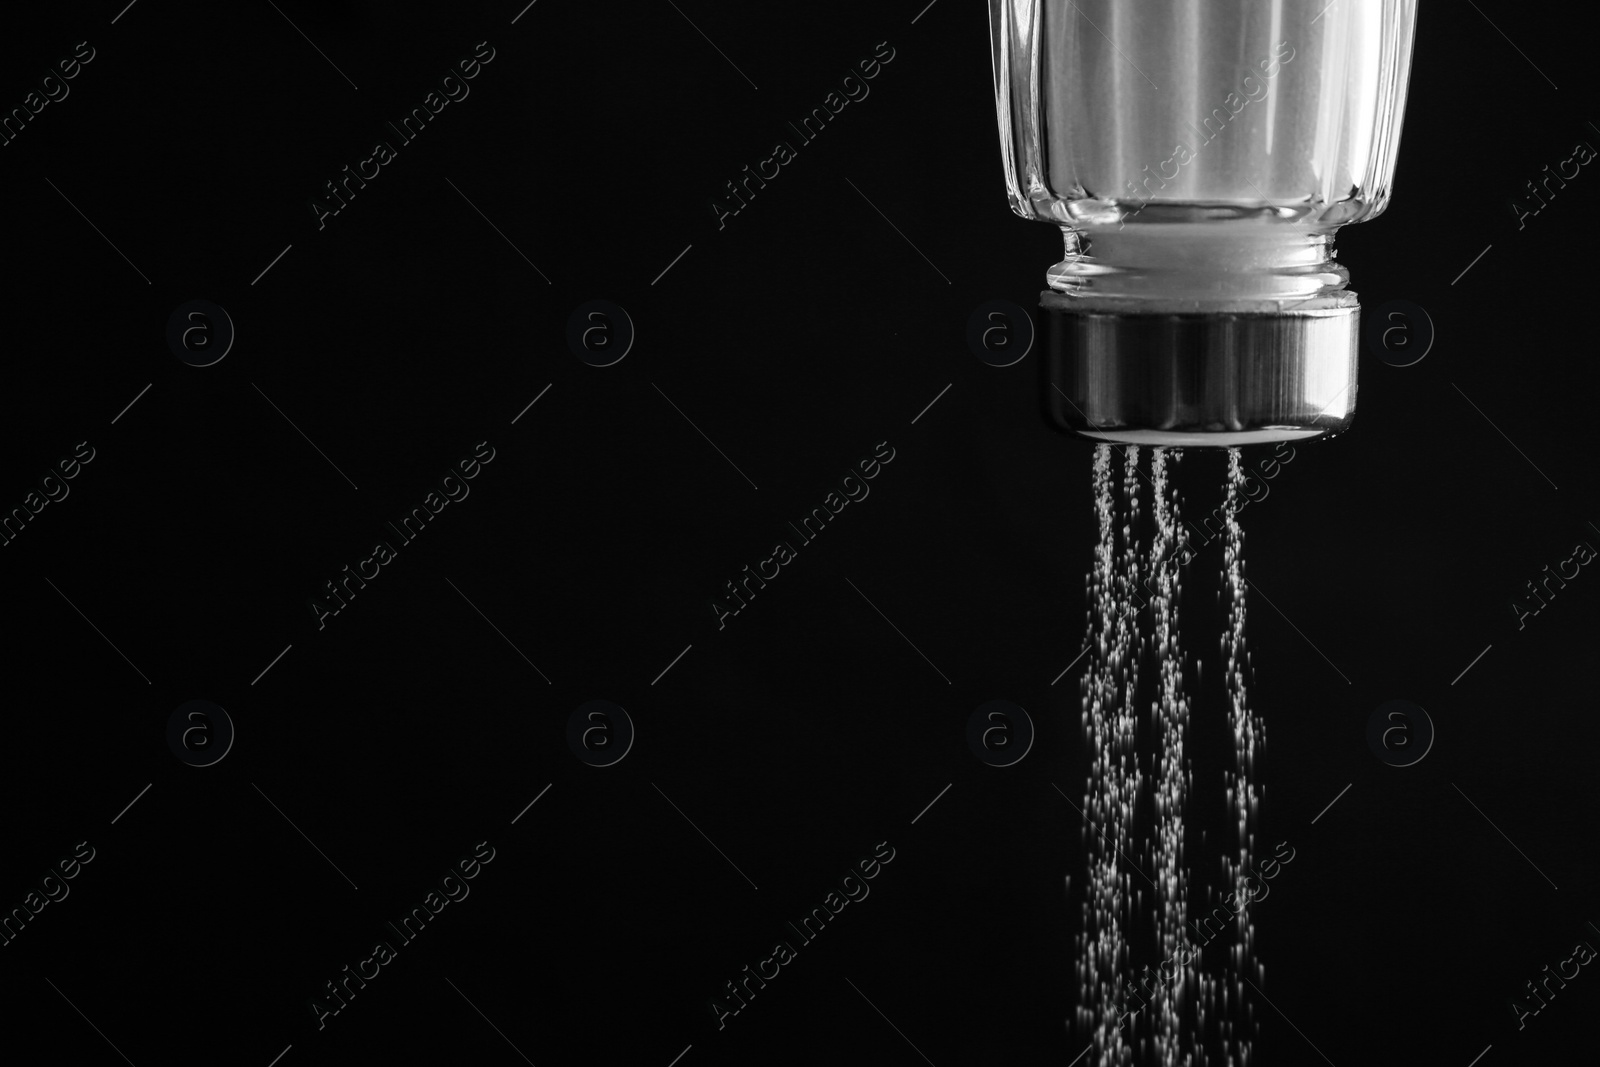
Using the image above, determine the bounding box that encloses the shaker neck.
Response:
[1046,224,1354,314]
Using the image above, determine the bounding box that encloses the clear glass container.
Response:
[990,0,1419,445]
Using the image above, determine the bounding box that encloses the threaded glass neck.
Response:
[1046,223,1353,313]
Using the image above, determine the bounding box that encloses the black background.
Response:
[1,2,1596,1065]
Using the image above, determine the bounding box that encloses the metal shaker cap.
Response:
[1039,290,1359,447]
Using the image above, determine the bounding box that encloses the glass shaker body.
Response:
[990,0,1418,445]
